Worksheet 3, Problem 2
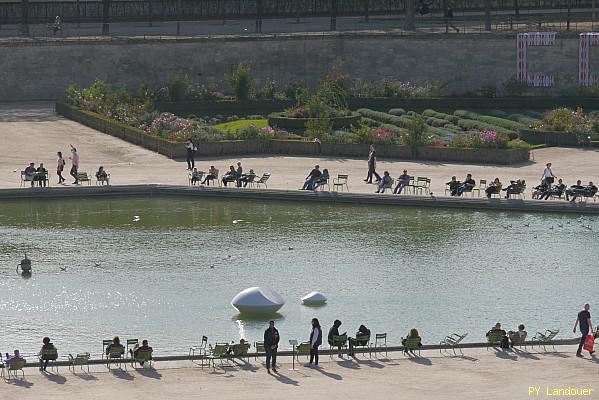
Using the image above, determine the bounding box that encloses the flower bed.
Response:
[57,102,529,165]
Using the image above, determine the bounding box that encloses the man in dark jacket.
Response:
[301,165,322,190]
[328,320,345,357]
[264,320,280,373]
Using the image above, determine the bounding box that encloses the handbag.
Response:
[583,335,594,352]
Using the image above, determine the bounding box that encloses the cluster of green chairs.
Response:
[439,333,468,355]
[292,333,388,361]
[102,338,153,370]
[188,170,271,189]
[0,356,27,380]
[188,337,252,370]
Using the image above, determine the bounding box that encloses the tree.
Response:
[404,115,429,158]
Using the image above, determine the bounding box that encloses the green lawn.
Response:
[213,119,268,133]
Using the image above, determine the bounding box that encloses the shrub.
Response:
[535,107,593,135]
[404,115,430,157]
[422,109,459,124]
[305,114,333,139]
[454,110,524,131]
[502,76,528,97]
[388,108,406,116]
[227,63,256,101]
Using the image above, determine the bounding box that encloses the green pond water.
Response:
[0,197,597,357]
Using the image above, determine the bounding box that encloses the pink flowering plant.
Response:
[536,107,593,135]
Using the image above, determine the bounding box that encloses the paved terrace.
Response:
[1,345,597,400]
[2,102,599,206]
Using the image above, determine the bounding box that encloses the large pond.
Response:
[0,197,597,356]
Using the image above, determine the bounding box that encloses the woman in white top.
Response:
[309,318,322,366]
[542,163,556,186]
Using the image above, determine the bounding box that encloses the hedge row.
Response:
[422,109,459,124]
[455,118,517,138]
[388,108,406,116]
[357,108,413,128]
[454,110,525,131]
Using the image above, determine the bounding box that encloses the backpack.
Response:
[500,336,510,349]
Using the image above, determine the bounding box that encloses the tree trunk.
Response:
[176,0,181,35]
[405,0,415,30]
[484,0,491,31]
[20,0,29,35]
[330,0,337,31]
[255,0,263,32]
[102,0,110,35]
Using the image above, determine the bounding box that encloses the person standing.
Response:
[542,162,556,187]
[186,138,197,170]
[574,303,594,357]
[264,320,279,373]
[56,151,66,184]
[444,6,459,33]
[364,144,381,184]
[68,144,79,184]
[309,318,322,366]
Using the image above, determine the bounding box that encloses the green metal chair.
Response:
[206,343,230,370]
[509,332,528,350]
[6,359,27,380]
[230,343,250,362]
[39,347,59,372]
[189,335,209,361]
[254,341,265,362]
[68,353,90,373]
[439,332,468,355]
[402,337,422,356]
[131,348,153,368]
[188,171,205,186]
[329,334,348,358]
[102,340,125,370]
[531,329,559,351]
[486,330,506,349]
[295,342,311,362]
[333,175,349,192]
[351,334,372,357]
[252,173,271,189]
[372,333,388,357]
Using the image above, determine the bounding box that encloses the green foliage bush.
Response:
[227,63,256,101]
[388,108,406,116]
[454,110,524,131]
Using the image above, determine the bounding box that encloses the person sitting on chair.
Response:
[202,166,217,185]
[532,180,548,199]
[568,181,598,202]
[394,170,411,194]
[447,175,461,196]
[328,320,346,358]
[190,168,201,185]
[96,166,108,183]
[348,324,371,356]
[565,180,586,201]
[38,337,57,371]
[507,324,527,347]
[312,168,330,190]
[239,169,256,188]
[456,174,475,196]
[129,340,153,366]
[35,163,48,187]
[376,171,393,193]
[222,166,238,187]
[5,350,25,368]
[540,178,565,200]
[106,336,124,358]
[486,322,507,337]
[301,165,322,190]
[401,328,422,355]
[24,162,36,187]
[486,178,502,198]
[504,179,526,199]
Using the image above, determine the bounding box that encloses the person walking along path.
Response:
[68,144,79,185]
[365,144,381,184]
[573,303,594,358]
[56,151,66,184]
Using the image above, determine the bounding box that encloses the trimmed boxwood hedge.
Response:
[454,110,525,131]
[422,109,459,124]
[267,112,361,132]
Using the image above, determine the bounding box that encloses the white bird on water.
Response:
[232,219,244,224]
[133,215,141,222]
